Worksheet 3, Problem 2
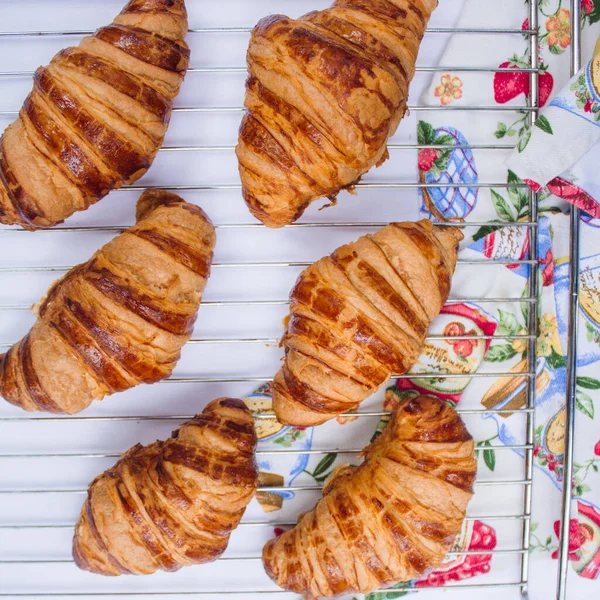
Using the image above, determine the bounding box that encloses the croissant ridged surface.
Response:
[236,0,438,227]
[74,397,259,576]
[273,219,462,426]
[263,394,476,597]
[0,189,215,414]
[0,0,189,229]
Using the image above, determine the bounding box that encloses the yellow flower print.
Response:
[546,9,571,49]
[434,74,463,106]
[538,313,562,358]
[512,328,529,354]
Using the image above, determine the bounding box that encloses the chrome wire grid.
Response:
[0,1,582,599]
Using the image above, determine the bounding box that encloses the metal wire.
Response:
[0,4,558,599]
[0,582,527,598]
[0,27,539,36]
[0,479,533,495]
[0,514,531,530]
[0,65,541,78]
[519,2,540,596]
[0,221,538,232]
[0,105,538,117]
[556,2,582,599]
[0,407,536,422]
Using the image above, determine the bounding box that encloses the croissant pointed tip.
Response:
[212,397,249,412]
[121,0,187,16]
[135,188,184,221]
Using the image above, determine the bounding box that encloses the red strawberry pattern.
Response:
[539,70,555,107]
[494,62,529,104]
[417,148,439,172]
[494,62,554,107]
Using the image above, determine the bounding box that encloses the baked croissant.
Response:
[273,219,462,426]
[236,0,438,227]
[74,397,259,576]
[263,394,476,597]
[0,189,215,414]
[0,0,189,229]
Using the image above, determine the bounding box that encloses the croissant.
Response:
[263,394,476,597]
[73,397,258,576]
[236,0,438,227]
[0,189,215,414]
[273,219,462,426]
[0,0,189,229]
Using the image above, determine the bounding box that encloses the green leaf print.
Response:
[417,120,436,145]
[485,343,517,363]
[535,115,553,135]
[433,134,454,147]
[546,347,566,370]
[497,309,522,336]
[576,376,600,390]
[576,390,595,419]
[588,1,600,25]
[484,446,497,472]
[517,129,532,153]
[273,437,291,448]
[476,438,498,472]
[495,122,508,139]
[507,170,529,215]
[586,321,600,346]
[312,453,338,478]
[491,190,515,221]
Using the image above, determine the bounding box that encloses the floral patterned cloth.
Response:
[417,0,600,594]
[245,2,600,598]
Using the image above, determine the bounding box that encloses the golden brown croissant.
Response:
[263,394,476,597]
[273,219,462,426]
[236,0,438,227]
[74,397,259,576]
[0,189,215,414]
[0,0,189,229]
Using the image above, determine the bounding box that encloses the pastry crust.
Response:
[74,398,259,576]
[0,189,215,414]
[263,394,476,597]
[236,0,439,227]
[273,219,463,426]
[0,0,189,229]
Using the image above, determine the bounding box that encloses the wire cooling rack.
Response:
[0,1,583,599]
